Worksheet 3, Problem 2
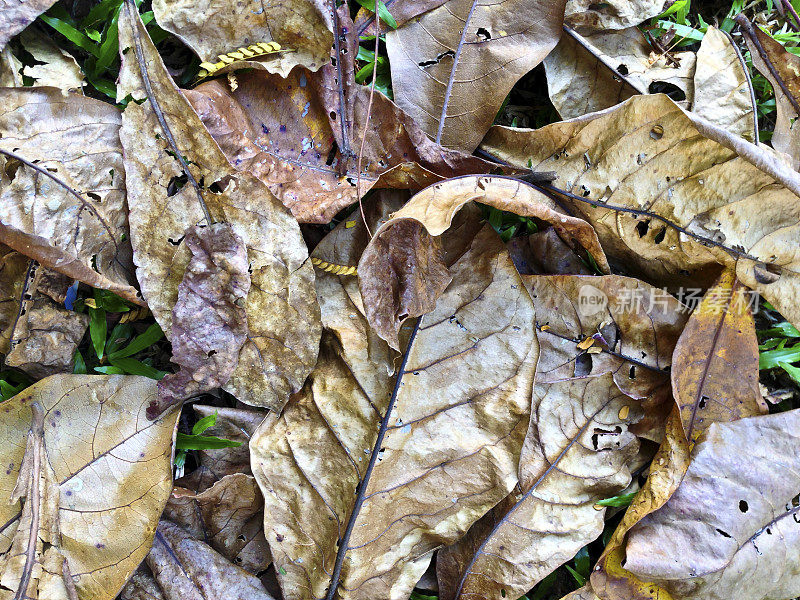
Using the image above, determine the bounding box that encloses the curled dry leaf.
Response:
[738,15,800,168]
[482,93,800,331]
[437,373,641,600]
[0,46,23,86]
[185,69,495,223]
[0,0,59,49]
[151,223,250,419]
[18,29,85,94]
[508,228,595,276]
[358,175,609,350]
[544,27,695,120]
[0,87,138,304]
[353,0,448,36]
[691,27,755,141]
[564,0,667,30]
[152,0,332,76]
[0,375,180,600]
[385,0,566,151]
[672,269,764,447]
[142,520,275,600]
[624,410,800,600]
[251,222,538,600]
[118,4,321,410]
[0,245,30,355]
[5,265,89,378]
[165,473,271,573]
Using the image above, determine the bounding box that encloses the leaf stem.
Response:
[123,0,213,227]
[324,318,421,600]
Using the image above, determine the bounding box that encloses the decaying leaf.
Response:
[691,27,755,141]
[624,409,800,600]
[672,269,764,446]
[0,0,59,49]
[738,14,800,168]
[544,27,695,119]
[185,69,496,223]
[0,245,31,355]
[165,473,271,573]
[152,0,332,77]
[19,29,85,94]
[482,93,800,330]
[251,219,538,600]
[5,265,89,378]
[0,375,180,600]
[437,373,641,600]
[385,0,566,151]
[151,223,250,419]
[564,0,667,30]
[142,520,275,600]
[359,175,609,349]
[0,46,22,87]
[0,87,138,304]
[118,3,321,410]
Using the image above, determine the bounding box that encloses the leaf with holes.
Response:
[623,409,800,600]
[0,375,179,600]
[251,211,539,600]
[482,93,800,333]
[385,0,566,151]
[117,3,321,411]
[0,87,138,304]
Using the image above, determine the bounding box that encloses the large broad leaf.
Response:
[482,93,800,331]
[185,69,496,223]
[250,211,538,600]
[0,87,138,304]
[358,175,609,349]
[0,375,179,600]
[0,0,59,49]
[117,3,321,410]
[152,0,332,76]
[623,409,800,600]
[385,0,566,151]
[672,269,765,446]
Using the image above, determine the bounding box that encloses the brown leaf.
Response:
[0,245,31,355]
[565,0,667,30]
[144,521,275,600]
[118,4,321,411]
[482,93,800,331]
[385,0,566,151]
[672,269,765,446]
[0,87,138,304]
[543,27,695,119]
[152,0,332,76]
[623,410,800,600]
[0,46,22,86]
[0,0,58,49]
[5,265,88,379]
[437,373,641,600]
[185,69,496,223]
[165,474,271,573]
[359,175,609,350]
[119,567,166,600]
[353,0,448,36]
[0,375,179,600]
[507,228,594,276]
[251,222,538,600]
[738,15,800,168]
[150,223,250,418]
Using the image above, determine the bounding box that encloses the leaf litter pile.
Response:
[3,0,800,599]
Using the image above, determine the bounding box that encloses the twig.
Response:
[331,0,353,164]
[124,0,213,227]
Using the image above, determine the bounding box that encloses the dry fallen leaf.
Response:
[437,373,641,600]
[359,175,609,349]
[0,87,138,304]
[672,269,765,446]
[19,29,85,93]
[544,27,695,119]
[151,223,250,418]
[0,245,31,355]
[624,409,800,600]
[565,0,667,30]
[0,46,22,86]
[142,520,275,600]
[0,375,179,600]
[0,0,59,49]
[152,0,332,76]
[165,474,271,573]
[385,0,566,151]
[482,93,800,331]
[251,220,538,600]
[118,3,321,410]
